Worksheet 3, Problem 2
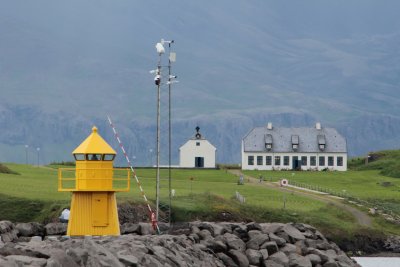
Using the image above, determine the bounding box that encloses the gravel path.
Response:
[228,170,372,227]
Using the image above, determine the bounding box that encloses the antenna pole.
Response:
[168,42,172,224]
[156,53,161,221]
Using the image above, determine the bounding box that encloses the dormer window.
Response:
[291,135,299,151]
[318,135,326,151]
[265,134,273,151]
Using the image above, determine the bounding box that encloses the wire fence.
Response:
[288,179,400,221]
[288,180,349,198]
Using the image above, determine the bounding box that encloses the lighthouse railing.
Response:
[58,168,130,192]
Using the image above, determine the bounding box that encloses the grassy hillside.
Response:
[1,163,399,238]
[0,164,358,234]
[0,163,19,175]
[349,150,400,178]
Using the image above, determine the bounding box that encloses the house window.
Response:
[292,144,298,150]
[283,156,290,166]
[196,142,200,146]
[266,143,272,150]
[337,156,343,166]
[319,144,325,150]
[274,156,281,166]
[301,156,307,166]
[257,156,263,165]
[310,156,316,166]
[328,156,334,166]
[319,156,325,166]
[248,156,254,166]
[266,156,272,165]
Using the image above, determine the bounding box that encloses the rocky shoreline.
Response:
[1,220,400,266]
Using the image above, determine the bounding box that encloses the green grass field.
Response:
[243,170,400,200]
[1,163,399,238]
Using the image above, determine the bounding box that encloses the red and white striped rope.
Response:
[107,115,160,234]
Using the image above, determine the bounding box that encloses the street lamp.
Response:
[25,145,29,165]
[36,147,40,167]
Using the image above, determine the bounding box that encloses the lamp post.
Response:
[36,147,40,167]
[25,145,29,165]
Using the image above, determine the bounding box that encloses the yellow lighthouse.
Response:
[58,126,130,236]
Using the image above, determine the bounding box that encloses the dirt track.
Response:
[228,170,372,227]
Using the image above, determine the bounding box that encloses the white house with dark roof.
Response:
[179,127,216,168]
[241,122,347,171]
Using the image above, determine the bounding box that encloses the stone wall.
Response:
[0,220,370,266]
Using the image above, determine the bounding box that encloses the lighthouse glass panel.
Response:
[103,154,115,161]
[87,154,102,161]
[74,154,85,161]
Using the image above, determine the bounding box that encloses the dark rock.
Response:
[205,240,228,253]
[47,251,79,267]
[246,222,262,232]
[15,223,44,237]
[224,233,246,252]
[269,251,289,267]
[228,249,250,267]
[5,255,47,266]
[264,259,285,267]
[269,233,287,247]
[66,247,89,266]
[261,223,285,234]
[120,223,140,234]
[169,222,191,235]
[261,241,279,255]
[307,248,330,263]
[199,222,226,237]
[248,230,262,240]
[198,229,213,241]
[289,253,312,267]
[323,261,339,267]
[138,222,155,235]
[232,224,249,240]
[245,248,261,266]
[280,243,298,255]
[247,233,269,250]
[282,224,305,242]
[0,221,18,243]
[259,248,269,261]
[44,223,67,236]
[305,254,321,266]
[217,252,239,267]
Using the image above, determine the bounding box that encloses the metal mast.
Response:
[152,39,177,224]
[155,48,162,221]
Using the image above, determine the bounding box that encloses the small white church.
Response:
[179,127,216,168]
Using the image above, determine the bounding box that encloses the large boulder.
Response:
[224,233,246,252]
[228,249,249,267]
[16,222,44,237]
[120,223,140,235]
[0,221,18,242]
[44,223,67,236]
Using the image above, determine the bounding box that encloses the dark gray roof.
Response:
[243,126,347,153]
